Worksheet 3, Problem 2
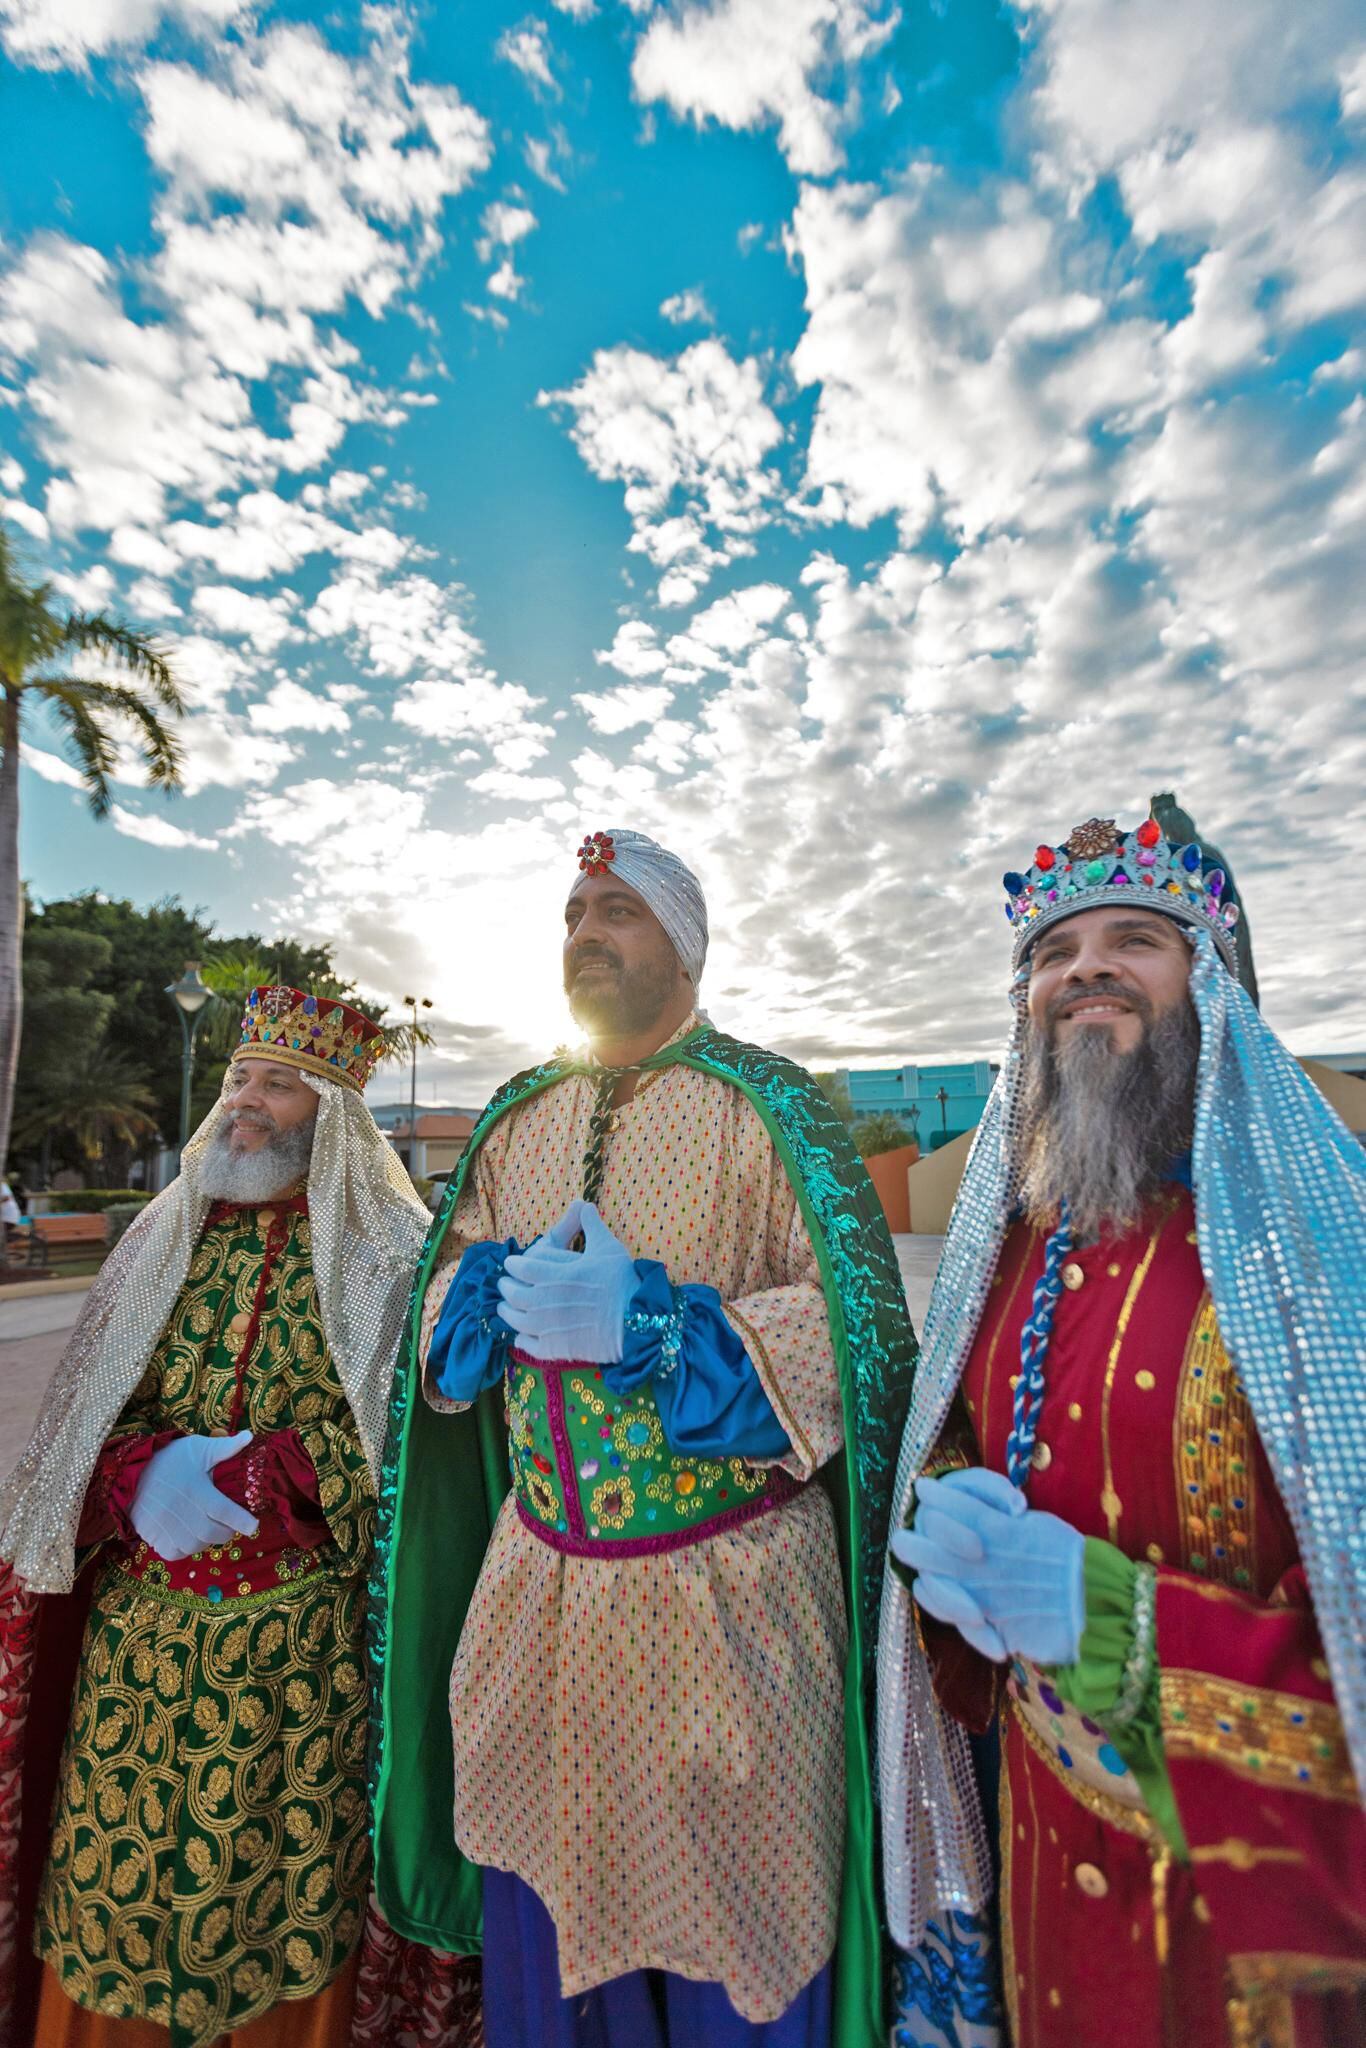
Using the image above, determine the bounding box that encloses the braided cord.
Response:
[1004,1200,1072,1490]
[581,1066,636,1206]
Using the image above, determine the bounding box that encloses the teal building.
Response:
[838,1059,998,1151]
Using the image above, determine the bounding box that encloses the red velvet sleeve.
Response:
[1156,1561,1366,1965]
[212,1428,330,1549]
[76,1431,182,1547]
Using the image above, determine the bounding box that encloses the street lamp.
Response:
[165,962,216,1170]
[402,995,433,1177]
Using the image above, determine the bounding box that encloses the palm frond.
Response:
[34,676,184,791]
[59,613,184,715]
[43,686,120,816]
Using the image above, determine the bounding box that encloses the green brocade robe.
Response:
[34,1202,373,2048]
[369,1027,920,2046]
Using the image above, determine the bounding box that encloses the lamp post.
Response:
[165,962,216,1172]
[936,1085,949,1141]
[402,995,433,1178]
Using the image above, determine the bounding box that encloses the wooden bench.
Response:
[3,1213,109,1276]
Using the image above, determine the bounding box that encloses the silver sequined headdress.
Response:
[573,827,709,986]
[0,1071,429,1594]
[877,818,1366,1953]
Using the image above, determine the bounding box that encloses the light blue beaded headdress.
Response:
[878,831,1366,1958]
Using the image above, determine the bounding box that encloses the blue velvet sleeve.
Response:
[602,1259,791,1462]
[428,1238,523,1403]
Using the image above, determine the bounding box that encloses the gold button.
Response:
[1048,1989,1062,2009]
[1186,1230,1198,1246]
[1074,1862,1108,1899]
[229,1311,252,1334]
[1135,1369,1156,1391]
[1311,1657,1330,1683]
[258,1208,276,1227]
[1008,1374,1021,1390]
[1193,1896,1211,1924]
[1067,1401,1083,1422]
[1061,1262,1085,1291]
[1107,1262,1122,1278]
[1146,1542,1165,1565]
[1030,1441,1052,1472]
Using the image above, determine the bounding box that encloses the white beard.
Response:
[196,1117,315,1203]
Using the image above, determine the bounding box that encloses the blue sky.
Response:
[2,0,1364,1101]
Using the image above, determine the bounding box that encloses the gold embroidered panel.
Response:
[1161,1670,1355,1801]
[1174,1298,1256,1588]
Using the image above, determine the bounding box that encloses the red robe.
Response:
[929,1185,1366,2048]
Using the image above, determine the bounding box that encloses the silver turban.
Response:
[573,827,709,986]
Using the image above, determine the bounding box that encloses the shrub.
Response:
[46,1189,155,1214]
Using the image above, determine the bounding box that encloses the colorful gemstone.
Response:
[532,1453,553,1475]
[1085,859,1107,883]
[1035,846,1057,871]
[1136,819,1162,847]
[675,1471,697,1496]
[1097,1743,1127,1776]
[1003,871,1027,896]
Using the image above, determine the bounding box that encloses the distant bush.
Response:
[46,1189,154,1214]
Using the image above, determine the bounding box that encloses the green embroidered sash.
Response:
[506,1350,798,1553]
[367,1028,919,2048]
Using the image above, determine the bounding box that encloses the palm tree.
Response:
[851,1110,919,1160]
[11,1043,159,1187]
[0,524,185,1176]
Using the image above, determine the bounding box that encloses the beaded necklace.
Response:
[1002,1200,1072,1491]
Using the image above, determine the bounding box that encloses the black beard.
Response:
[565,951,678,1038]
[1016,1000,1199,1242]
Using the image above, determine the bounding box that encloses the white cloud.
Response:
[247,678,350,734]
[478,202,539,259]
[525,137,569,191]
[108,801,218,850]
[541,339,784,601]
[660,288,714,327]
[551,0,596,16]
[0,0,243,69]
[2,495,49,540]
[0,15,490,550]
[595,620,669,677]
[497,19,559,97]
[631,0,899,175]
[573,681,674,733]
[192,583,297,653]
[20,742,84,788]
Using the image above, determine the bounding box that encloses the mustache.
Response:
[227,1108,278,1133]
[568,949,622,977]
[1046,977,1154,1028]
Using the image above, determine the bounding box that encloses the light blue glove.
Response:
[497,1202,638,1363]
[889,1466,1085,1666]
[128,1430,259,1561]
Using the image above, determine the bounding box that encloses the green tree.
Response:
[0,524,184,1176]
[851,1111,918,1159]
[12,1043,158,1188]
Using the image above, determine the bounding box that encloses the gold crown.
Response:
[237,986,383,1092]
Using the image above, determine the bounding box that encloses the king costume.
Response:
[878,805,1366,2048]
[369,829,918,2047]
[0,988,446,2048]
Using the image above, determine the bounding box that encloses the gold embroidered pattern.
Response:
[1161,1671,1355,1800]
[1010,1701,1159,1844]
[1100,1202,1176,1541]
[1174,1297,1256,1587]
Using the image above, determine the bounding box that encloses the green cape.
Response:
[367,1027,919,2046]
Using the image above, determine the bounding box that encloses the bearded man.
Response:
[878,807,1366,2048]
[369,828,918,2048]
[0,988,437,2048]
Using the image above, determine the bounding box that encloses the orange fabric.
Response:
[33,1949,360,2048]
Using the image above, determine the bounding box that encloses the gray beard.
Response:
[1016,1003,1199,1242]
[197,1117,316,1204]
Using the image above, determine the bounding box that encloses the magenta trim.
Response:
[538,1357,587,1537]
[515,1468,805,1559]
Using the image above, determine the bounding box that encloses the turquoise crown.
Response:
[1004,815,1241,973]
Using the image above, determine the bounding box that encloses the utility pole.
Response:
[402,994,433,1178]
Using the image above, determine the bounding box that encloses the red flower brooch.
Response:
[577,831,616,877]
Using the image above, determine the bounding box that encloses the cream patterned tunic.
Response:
[422,1029,848,2021]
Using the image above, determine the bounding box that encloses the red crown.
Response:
[237,986,383,1092]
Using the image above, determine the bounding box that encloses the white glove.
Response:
[497,1202,638,1363]
[128,1431,260,1561]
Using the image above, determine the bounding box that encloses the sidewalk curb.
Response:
[0,1275,93,1304]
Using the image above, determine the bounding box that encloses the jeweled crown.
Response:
[1004,815,1241,973]
[236,985,383,1092]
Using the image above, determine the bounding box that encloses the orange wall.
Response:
[864,1143,920,1234]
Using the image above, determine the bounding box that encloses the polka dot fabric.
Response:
[422,1029,848,2019]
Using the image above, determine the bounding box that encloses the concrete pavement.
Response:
[0,1237,948,1482]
